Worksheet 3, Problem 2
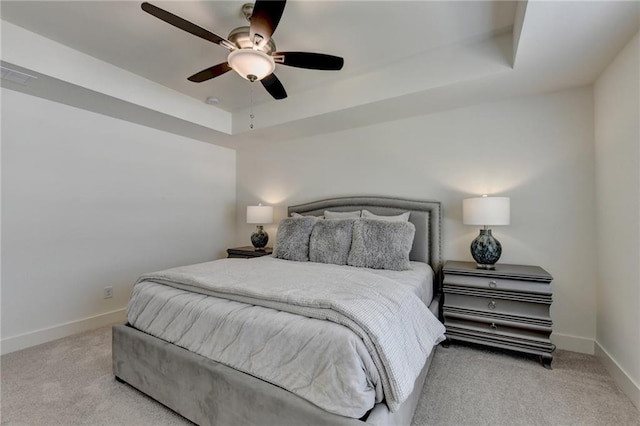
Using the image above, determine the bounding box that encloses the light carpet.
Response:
[1,326,638,425]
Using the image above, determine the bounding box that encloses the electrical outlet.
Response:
[103,286,113,299]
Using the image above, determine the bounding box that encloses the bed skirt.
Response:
[112,323,436,426]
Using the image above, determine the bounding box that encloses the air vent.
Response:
[1,66,37,86]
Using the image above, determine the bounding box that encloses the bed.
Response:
[112,196,445,426]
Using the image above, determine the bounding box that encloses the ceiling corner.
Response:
[512,0,529,68]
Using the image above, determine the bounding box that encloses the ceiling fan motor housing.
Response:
[227,26,277,81]
[228,26,276,53]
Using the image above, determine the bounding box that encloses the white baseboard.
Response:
[551,332,595,354]
[1,308,127,355]
[595,341,640,411]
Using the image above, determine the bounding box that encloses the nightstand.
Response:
[442,260,555,368]
[227,246,273,259]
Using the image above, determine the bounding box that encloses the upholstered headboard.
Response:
[288,196,442,272]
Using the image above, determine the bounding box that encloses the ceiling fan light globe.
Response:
[228,49,275,81]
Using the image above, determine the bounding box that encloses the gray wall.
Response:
[237,87,597,354]
[594,32,640,408]
[1,89,237,353]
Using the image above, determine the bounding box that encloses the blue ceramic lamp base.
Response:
[470,228,502,270]
[251,225,269,250]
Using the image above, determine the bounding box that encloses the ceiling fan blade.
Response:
[141,2,234,50]
[250,0,286,45]
[188,63,232,83]
[261,73,287,100]
[275,52,344,71]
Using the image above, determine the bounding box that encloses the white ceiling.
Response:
[1,1,638,147]
[0,1,517,111]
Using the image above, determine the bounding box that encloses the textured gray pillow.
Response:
[309,219,355,265]
[324,210,361,219]
[347,219,415,271]
[273,217,319,262]
[361,209,410,222]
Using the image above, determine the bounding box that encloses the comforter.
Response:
[127,257,445,417]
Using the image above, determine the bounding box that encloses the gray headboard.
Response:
[288,196,442,272]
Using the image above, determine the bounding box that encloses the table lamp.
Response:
[247,204,273,250]
[463,195,510,269]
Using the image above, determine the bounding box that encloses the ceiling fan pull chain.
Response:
[249,84,255,129]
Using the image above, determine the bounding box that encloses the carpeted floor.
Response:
[1,326,638,425]
[414,342,639,425]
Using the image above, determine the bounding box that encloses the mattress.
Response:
[127,257,440,418]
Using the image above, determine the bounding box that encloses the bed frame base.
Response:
[113,324,434,426]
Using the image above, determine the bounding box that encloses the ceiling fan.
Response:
[141,1,344,100]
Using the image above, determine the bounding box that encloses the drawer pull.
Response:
[488,300,496,310]
[489,323,497,331]
[488,280,497,288]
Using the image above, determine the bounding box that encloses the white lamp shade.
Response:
[463,197,510,226]
[247,205,274,224]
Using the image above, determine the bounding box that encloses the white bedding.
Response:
[127,257,444,418]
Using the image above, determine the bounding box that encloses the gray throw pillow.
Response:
[273,217,319,261]
[324,210,361,219]
[347,219,415,271]
[361,209,410,222]
[309,219,355,265]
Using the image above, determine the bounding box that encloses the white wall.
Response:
[594,32,640,409]
[237,87,597,353]
[1,89,236,353]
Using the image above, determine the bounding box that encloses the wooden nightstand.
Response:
[227,246,273,259]
[442,260,555,368]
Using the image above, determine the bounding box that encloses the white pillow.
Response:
[361,209,410,222]
[291,212,324,219]
[324,210,361,219]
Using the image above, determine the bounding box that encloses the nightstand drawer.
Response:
[444,293,550,320]
[443,308,552,332]
[443,274,551,295]
[445,318,553,347]
[443,284,552,304]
